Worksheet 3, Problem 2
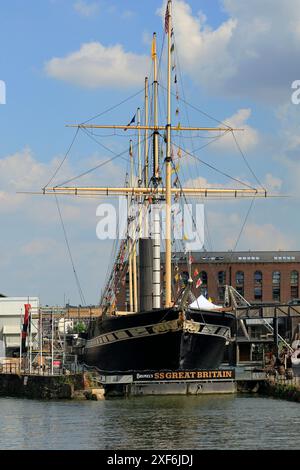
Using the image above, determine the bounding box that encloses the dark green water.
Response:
[0,395,299,450]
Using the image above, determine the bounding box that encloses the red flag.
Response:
[165,4,169,33]
[188,255,195,265]
[21,303,31,351]
[196,278,203,289]
[194,268,199,277]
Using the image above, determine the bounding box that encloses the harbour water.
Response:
[0,395,299,450]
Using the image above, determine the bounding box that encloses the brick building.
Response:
[118,251,300,310]
[172,251,300,305]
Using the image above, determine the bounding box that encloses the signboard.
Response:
[133,369,235,382]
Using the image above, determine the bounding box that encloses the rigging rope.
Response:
[44,127,80,189]
[80,87,145,124]
[54,194,86,306]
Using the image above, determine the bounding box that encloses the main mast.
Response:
[152,32,161,309]
[165,0,172,308]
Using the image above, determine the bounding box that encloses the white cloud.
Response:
[207,209,296,251]
[214,108,259,152]
[162,0,300,104]
[73,0,99,17]
[45,42,148,89]
[0,147,124,304]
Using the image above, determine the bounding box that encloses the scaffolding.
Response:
[20,306,84,375]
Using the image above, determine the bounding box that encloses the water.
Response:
[0,395,299,450]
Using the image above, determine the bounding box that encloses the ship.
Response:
[41,0,268,373]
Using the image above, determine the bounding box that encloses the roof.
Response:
[162,251,300,264]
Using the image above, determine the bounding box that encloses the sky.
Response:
[1,0,300,305]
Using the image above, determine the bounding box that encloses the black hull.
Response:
[84,308,235,372]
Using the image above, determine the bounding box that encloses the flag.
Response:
[21,303,31,352]
[151,37,156,60]
[188,255,195,264]
[173,176,179,187]
[183,234,189,241]
[194,268,199,277]
[165,4,169,33]
[124,114,136,131]
[171,163,180,175]
[174,273,180,282]
[196,278,202,289]
[177,147,182,157]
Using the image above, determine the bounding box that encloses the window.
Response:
[272,271,281,301]
[236,271,244,297]
[254,271,263,285]
[218,271,226,285]
[199,271,208,297]
[272,271,281,284]
[254,271,263,301]
[291,271,299,284]
[181,271,189,285]
[291,271,299,299]
[218,286,225,301]
[254,287,262,301]
[236,271,244,285]
[200,271,208,285]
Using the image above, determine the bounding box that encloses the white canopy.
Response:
[189,295,223,310]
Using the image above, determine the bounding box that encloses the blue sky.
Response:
[1,0,300,305]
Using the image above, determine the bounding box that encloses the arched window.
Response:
[272,271,281,301]
[291,271,299,299]
[218,271,226,285]
[291,271,299,284]
[217,271,226,301]
[235,271,244,296]
[181,271,189,285]
[199,271,208,285]
[199,271,208,297]
[254,271,263,285]
[254,271,263,301]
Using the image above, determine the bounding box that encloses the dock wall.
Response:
[0,373,84,399]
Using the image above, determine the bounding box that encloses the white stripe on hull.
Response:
[85,318,230,349]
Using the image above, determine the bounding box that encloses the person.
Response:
[286,352,293,379]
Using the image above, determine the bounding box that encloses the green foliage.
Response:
[72,321,86,333]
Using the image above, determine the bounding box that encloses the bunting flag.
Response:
[183,234,189,241]
[124,114,136,131]
[171,44,175,53]
[189,255,195,264]
[174,75,177,84]
[176,122,181,130]
[174,273,180,282]
[164,4,169,33]
[173,176,179,187]
[177,147,182,158]
[194,268,199,277]
[151,37,156,60]
[175,108,179,116]
[176,92,179,101]
[171,163,180,174]
[196,278,203,289]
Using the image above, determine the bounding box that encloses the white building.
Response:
[0,297,39,357]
